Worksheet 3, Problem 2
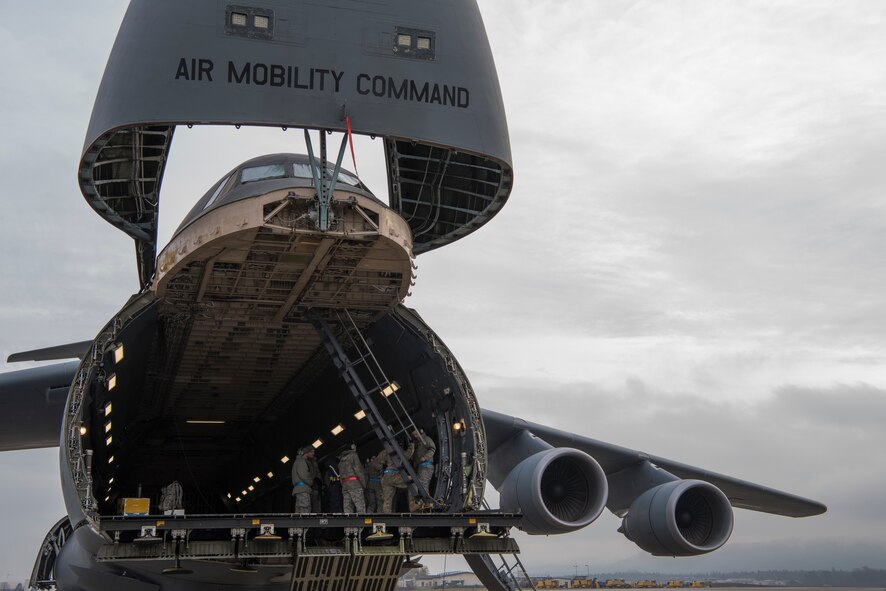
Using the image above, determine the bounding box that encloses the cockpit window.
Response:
[292,163,314,180]
[203,174,231,210]
[335,169,361,187]
[291,163,360,187]
[241,164,287,183]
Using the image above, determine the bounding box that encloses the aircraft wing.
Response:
[0,340,90,451]
[0,361,78,451]
[6,340,93,363]
[481,408,826,518]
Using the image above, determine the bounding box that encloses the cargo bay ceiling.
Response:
[79,0,513,288]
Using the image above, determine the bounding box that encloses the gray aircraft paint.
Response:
[83,1,510,163]
[80,0,513,285]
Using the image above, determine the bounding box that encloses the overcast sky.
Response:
[2,0,886,582]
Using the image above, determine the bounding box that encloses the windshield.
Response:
[203,174,231,210]
[241,164,287,183]
[292,163,360,187]
[237,162,361,187]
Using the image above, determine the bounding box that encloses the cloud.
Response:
[2,0,886,581]
[0,449,67,579]
[475,378,886,570]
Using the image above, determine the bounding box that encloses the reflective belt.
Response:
[419,461,433,467]
[294,481,307,486]
[370,477,381,482]
[384,469,398,474]
[342,476,359,482]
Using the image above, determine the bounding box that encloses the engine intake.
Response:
[620,480,734,556]
[500,448,608,535]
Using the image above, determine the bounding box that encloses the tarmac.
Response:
[432,588,885,591]
[708,588,884,591]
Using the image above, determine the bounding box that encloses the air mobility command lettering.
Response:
[174,58,469,109]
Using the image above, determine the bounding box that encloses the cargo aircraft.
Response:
[0,2,825,590]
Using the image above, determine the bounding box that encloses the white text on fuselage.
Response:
[175,58,470,109]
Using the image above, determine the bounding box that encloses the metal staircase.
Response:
[480,499,536,591]
[308,308,435,505]
[486,552,537,591]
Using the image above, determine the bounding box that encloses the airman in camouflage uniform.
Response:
[338,444,367,513]
[291,447,316,513]
[380,441,414,513]
[411,429,436,510]
[365,452,384,512]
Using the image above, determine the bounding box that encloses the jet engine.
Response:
[620,479,734,556]
[500,448,608,534]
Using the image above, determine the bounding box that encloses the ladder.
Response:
[486,553,537,591]
[481,499,536,591]
[307,309,434,506]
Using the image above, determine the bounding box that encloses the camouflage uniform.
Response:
[291,448,315,513]
[338,446,367,513]
[412,430,437,508]
[380,443,414,513]
[365,452,384,512]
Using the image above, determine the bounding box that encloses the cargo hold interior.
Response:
[79,301,477,520]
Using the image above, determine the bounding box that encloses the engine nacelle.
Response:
[499,448,608,534]
[620,479,734,556]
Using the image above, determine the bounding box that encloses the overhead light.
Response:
[331,424,344,436]
[106,435,113,446]
[242,489,248,496]
[104,402,112,416]
[381,382,400,397]
[107,374,117,391]
[253,476,261,483]
[312,439,323,449]
[453,421,461,431]
[105,495,110,502]
[108,455,115,464]
[267,471,274,478]
[114,344,124,364]
[79,424,88,436]
[231,12,247,26]
[109,477,114,485]
[235,497,242,502]
[227,493,232,499]
[186,420,226,425]
[248,485,254,491]
[104,421,112,433]
[254,15,269,29]
[280,455,290,464]
[354,410,366,420]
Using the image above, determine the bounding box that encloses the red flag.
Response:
[345,115,359,177]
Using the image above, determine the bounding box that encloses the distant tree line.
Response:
[581,568,886,587]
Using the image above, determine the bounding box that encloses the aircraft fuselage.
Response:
[53,154,503,589]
